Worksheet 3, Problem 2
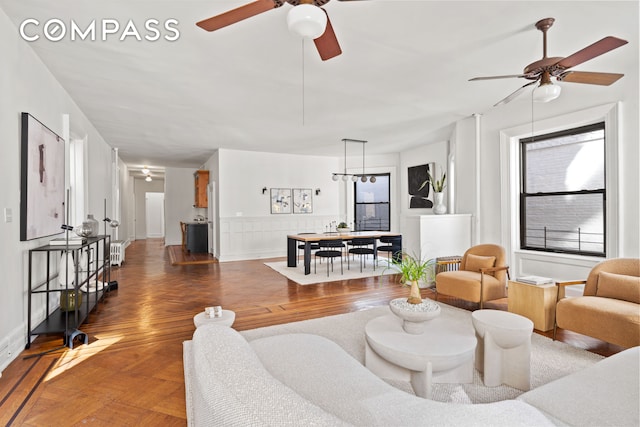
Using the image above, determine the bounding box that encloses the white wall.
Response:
[0,8,113,373]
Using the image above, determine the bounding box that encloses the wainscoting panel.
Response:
[219,216,338,262]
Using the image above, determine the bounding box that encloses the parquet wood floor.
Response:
[0,238,624,426]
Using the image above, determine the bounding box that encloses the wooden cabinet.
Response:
[194,170,209,208]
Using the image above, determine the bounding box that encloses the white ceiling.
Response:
[1,1,637,171]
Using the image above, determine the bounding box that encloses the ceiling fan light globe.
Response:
[287,4,327,39]
[533,82,562,103]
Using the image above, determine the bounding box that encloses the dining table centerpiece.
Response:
[385,252,441,334]
[336,222,351,234]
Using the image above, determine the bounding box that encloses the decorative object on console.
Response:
[76,214,100,237]
[425,166,447,214]
[20,112,66,241]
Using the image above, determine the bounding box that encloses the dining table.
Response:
[287,231,402,275]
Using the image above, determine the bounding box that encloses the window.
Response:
[354,173,390,231]
[520,122,605,257]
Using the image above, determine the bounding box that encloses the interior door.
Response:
[207,183,216,256]
[145,192,165,238]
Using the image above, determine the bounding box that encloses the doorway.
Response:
[145,192,165,238]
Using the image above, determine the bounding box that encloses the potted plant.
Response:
[420,166,447,214]
[385,252,440,334]
[337,222,350,234]
[386,252,436,304]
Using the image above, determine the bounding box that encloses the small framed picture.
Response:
[270,188,291,214]
[293,188,313,214]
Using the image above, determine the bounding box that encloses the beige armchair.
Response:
[435,244,510,309]
[555,258,640,348]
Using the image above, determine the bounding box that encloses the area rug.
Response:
[264,260,396,285]
[240,304,604,404]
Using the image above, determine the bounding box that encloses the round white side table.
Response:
[471,309,533,390]
[193,310,235,328]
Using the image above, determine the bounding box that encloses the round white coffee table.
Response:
[193,310,235,328]
[365,313,476,399]
[471,309,533,390]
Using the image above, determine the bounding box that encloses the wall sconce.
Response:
[315,188,321,196]
[262,187,268,195]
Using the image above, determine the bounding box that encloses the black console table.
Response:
[27,235,111,349]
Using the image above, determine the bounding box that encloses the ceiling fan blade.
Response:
[556,36,628,69]
[314,10,342,61]
[196,0,276,32]
[494,80,539,107]
[557,71,624,86]
[469,74,529,81]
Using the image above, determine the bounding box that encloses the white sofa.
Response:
[183,324,639,426]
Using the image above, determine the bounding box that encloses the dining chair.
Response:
[315,239,344,277]
[180,221,187,252]
[376,235,402,266]
[348,238,376,272]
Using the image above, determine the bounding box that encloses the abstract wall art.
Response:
[20,112,65,241]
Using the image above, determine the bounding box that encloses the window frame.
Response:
[519,122,606,257]
[353,173,391,232]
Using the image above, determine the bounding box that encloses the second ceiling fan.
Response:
[470,18,628,106]
[197,0,360,61]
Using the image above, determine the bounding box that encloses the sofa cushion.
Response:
[596,271,640,303]
[518,346,640,427]
[189,325,347,426]
[556,296,640,348]
[437,270,505,302]
[466,254,496,272]
[251,333,553,426]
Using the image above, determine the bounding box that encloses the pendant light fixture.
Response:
[287,0,327,39]
[331,138,375,183]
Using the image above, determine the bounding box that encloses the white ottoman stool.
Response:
[471,309,533,391]
[194,310,235,328]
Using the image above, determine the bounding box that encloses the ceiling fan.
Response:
[470,18,628,106]
[196,0,360,61]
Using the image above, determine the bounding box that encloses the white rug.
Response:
[265,259,396,285]
[241,304,604,404]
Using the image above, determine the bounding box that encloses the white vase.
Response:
[433,192,447,215]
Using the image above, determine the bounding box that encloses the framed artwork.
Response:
[20,112,66,241]
[407,162,434,209]
[292,188,313,214]
[270,188,291,214]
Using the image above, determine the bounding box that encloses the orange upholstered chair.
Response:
[435,244,510,309]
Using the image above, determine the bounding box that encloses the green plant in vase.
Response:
[385,252,436,304]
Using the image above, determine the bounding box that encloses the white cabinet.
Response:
[402,214,472,261]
